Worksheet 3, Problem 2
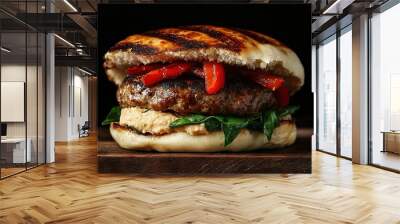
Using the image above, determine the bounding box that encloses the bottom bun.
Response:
[110,121,297,152]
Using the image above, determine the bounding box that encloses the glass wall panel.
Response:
[339,28,352,158]
[1,30,28,177]
[371,4,400,171]
[0,1,46,179]
[38,32,45,165]
[317,36,337,154]
[27,30,38,169]
[37,0,46,166]
[27,0,38,168]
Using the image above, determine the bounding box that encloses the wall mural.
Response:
[97,4,312,174]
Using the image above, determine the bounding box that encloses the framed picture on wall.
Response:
[97,4,312,174]
[1,81,25,122]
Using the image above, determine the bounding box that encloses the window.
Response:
[339,27,352,158]
[370,3,400,171]
[317,35,337,154]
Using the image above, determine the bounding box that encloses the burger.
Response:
[102,25,304,152]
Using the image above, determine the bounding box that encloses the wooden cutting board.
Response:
[97,133,311,174]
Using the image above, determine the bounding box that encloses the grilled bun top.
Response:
[104,25,304,93]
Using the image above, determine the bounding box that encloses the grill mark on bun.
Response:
[143,30,210,49]
[104,25,304,92]
[180,25,244,52]
[110,42,159,55]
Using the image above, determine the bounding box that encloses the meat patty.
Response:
[117,75,277,116]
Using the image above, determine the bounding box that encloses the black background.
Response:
[97,4,312,139]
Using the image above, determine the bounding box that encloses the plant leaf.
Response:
[101,106,121,126]
[222,124,242,146]
[221,117,251,146]
[204,118,221,131]
[168,106,299,146]
[223,116,250,127]
[169,114,207,128]
[263,110,279,141]
[278,105,300,117]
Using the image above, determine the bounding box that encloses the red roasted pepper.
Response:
[141,62,192,86]
[275,86,290,107]
[127,64,164,75]
[203,62,225,94]
[245,70,285,91]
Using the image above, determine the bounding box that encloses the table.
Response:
[1,138,31,163]
[97,128,312,174]
[381,131,400,154]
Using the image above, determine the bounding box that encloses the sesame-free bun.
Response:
[109,121,296,153]
[104,25,304,94]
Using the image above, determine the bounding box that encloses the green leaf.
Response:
[204,118,221,131]
[168,106,299,146]
[101,106,121,126]
[247,118,262,130]
[221,117,252,146]
[206,115,225,124]
[278,105,300,117]
[223,116,250,127]
[222,124,242,146]
[169,114,207,128]
[263,110,279,141]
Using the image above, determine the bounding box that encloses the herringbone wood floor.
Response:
[1,135,400,224]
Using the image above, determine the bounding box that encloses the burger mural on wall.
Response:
[101,25,304,153]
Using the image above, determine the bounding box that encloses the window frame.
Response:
[315,24,353,161]
[367,0,400,173]
[0,1,47,180]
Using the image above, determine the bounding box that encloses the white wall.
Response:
[54,66,89,141]
[72,73,89,138]
[55,66,69,141]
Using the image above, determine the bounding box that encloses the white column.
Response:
[45,0,55,163]
[46,33,55,163]
[352,14,369,164]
